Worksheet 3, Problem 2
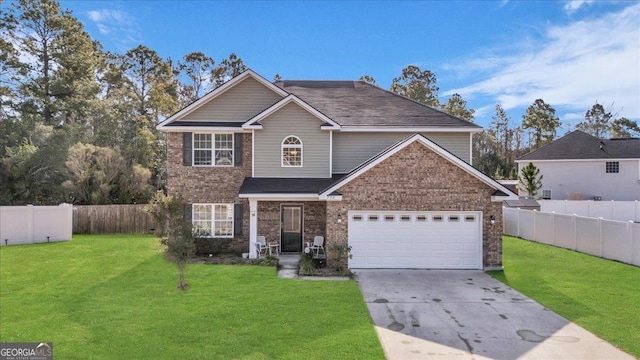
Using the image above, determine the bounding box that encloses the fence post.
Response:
[598,217,604,257]
[573,214,578,251]
[533,209,537,242]
[551,212,556,246]
[627,221,633,265]
[516,208,521,238]
[27,205,34,243]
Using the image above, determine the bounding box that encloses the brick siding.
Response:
[167,132,252,254]
[326,141,503,269]
[257,201,326,249]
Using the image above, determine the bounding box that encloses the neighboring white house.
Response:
[516,130,640,201]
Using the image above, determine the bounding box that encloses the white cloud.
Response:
[444,3,640,122]
[86,9,141,50]
[563,0,594,15]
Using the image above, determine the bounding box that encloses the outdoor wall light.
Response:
[251,211,256,217]
[337,213,343,223]
[490,215,496,225]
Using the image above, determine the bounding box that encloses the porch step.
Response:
[277,254,301,278]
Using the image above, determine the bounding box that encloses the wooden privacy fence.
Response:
[73,204,155,234]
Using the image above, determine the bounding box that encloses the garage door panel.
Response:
[348,211,482,269]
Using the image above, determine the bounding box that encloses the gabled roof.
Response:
[157,70,482,132]
[319,134,517,201]
[157,69,288,130]
[275,80,482,131]
[517,130,640,161]
[242,94,340,130]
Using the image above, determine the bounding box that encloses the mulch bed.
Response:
[192,254,350,277]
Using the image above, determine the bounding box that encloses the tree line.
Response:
[1,0,639,206]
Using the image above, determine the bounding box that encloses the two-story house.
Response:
[516,130,640,201]
[157,70,516,270]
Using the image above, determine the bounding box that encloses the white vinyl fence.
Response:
[503,207,640,267]
[0,204,73,246]
[539,200,640,222]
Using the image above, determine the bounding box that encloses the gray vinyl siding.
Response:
[254,103,330,178]
[333,132,471,173]
[181,77,283,122]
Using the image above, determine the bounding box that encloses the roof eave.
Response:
[156,126,246,132]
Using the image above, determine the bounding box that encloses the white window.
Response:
[541,189,552,200]
[605,161,619,173]
[193,133,233,166]
[192,204,234,238]
[282,136,302,167]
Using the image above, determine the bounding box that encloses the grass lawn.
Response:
[0,235,384,359]
[490,236,640,358]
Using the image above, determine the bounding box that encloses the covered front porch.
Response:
[246,198,328,258]
[238,176,343,259]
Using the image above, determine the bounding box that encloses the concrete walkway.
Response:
[355,270,634,360]
[276,254,300,278]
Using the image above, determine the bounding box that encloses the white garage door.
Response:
[348,211,482,269]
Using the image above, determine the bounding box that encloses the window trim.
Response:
[281,135,303,168]
[605,161,619,174]
[192,203,234,238]
[192,133,234,167]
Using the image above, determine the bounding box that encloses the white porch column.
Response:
[249,199,258,258]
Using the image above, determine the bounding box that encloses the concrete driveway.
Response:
[355,270,634,360]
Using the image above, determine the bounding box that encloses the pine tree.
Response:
[390,65,439,107]
[522,99,561,149]
[518,162,543,198]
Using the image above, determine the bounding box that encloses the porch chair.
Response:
[256,236,269,258]
[306,236,325,257]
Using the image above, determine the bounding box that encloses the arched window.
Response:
[282,136,302,167]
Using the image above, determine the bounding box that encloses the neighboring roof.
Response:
[503,198,541,208]
[319,134,517,201]
[517,130,640,161]
[274,80,482,130]
[239,176,344,195]
[497,179,518,194]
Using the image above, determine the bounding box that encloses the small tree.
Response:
[518,162,543,198]
[146,191,195,290]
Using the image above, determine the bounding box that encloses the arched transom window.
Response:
[282,136,302,167]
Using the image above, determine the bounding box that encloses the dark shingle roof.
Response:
[239,176,345,195]
[518,130,640,161]
[503,198,541,208]
[274,80,481,129]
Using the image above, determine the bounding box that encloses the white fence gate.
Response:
[0,204,73,246]
[503,207,640,267]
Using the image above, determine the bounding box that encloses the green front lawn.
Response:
[490,236,640,358]
[0,235,384,359]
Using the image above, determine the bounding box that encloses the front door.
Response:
[281,205,302,252]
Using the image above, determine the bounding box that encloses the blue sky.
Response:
[51,1,640,131]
